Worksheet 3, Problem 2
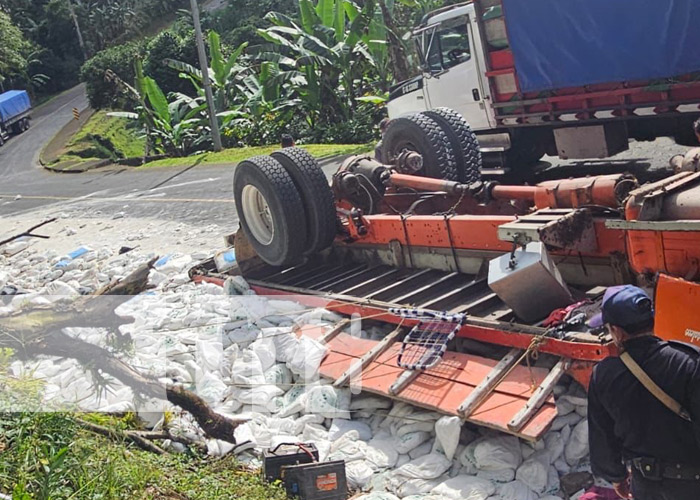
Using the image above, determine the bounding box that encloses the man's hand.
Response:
[613,475,632,499]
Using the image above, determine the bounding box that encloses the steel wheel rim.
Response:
[241,185,274,245]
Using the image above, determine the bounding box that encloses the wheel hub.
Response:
[241,185,274,245]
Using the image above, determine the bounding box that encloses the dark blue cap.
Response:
[589,285,654,330]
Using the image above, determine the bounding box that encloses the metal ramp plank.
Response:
[299,327,557,441]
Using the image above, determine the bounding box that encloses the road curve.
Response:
[1,84,89,181]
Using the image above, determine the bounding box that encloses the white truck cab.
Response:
[387,0,700,172]
[388,3,494,131]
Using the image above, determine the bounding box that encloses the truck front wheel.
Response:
[423,108,482,184]
[382,114,459,181]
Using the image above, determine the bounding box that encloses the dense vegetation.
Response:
[0,0,461,158]
[0,0,186,97]
[0,413,289,500]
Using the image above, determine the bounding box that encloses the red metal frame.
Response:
[249,280,615,362]
[347,214,625,259]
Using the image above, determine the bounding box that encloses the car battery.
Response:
[282,460,347,500]
[262,443,319,483]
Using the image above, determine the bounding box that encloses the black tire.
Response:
[270,148,337,255]
[423,108,482,184]
[506,129,547,168]
[382,113,459,180]
[233,156,308,267]
[674,117,700,147]
[23,118,30,131]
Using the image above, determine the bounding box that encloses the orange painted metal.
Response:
[566,361,597,391]
[301,327,557,440]
[625,230,700,278]
[351,214,626,258]
[387,173,628,210]
[533,175,626,209]
[654,274,700,345]
[363,214,514,252]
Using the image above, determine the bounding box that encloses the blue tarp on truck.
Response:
[0,90,31,123]
[502,0,700,93]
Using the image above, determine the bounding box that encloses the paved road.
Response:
[0,85,683,231]
[0,85,240,228]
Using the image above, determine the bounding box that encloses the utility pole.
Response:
[190,0,222,152]
[66,0,88,61]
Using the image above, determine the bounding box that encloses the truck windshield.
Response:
[423,17,471,72]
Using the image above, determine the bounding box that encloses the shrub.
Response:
[305,102,383,144]
[143,29,199,96]
[80,40,144,109]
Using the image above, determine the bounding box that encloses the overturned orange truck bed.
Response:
[196,171,700,441]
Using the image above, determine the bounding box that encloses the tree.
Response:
[0,11,30,87]
[144,29,199,96]
[108,59,210,156]
[377,0,410,83]
[257,0,381,128]
[164,31,250,112]
[80,40,144,109]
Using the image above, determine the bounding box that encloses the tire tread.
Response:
[424,107,482,183]
[271,148,337,254]
[384,113,459,180]
[233,155,307,266]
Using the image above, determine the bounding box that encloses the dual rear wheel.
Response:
[234,108,482,267]
[233,149,336,267]
[382,107,483,184]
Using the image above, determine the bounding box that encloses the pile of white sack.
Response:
[0,243,594,500]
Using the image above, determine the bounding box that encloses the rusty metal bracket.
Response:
[498,209,598,253]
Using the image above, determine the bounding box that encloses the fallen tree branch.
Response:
[130,430,206,453]
[1,256,243,445]
[77,419,167,454]
[0,218,57,247]
[166,385,245,443]
[23,331,243,443]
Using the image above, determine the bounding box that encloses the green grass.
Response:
[58,110,146,162]
[0,413,288,500]
[141,143,373,168]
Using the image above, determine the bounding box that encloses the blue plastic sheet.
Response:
[502,0,700,92]
[0,90,31,122]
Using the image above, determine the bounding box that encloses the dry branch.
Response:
[77,419,167,454]
[0,218,57,247]
[1,255,242,445]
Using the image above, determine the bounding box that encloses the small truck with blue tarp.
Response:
[0,90,32,146]
[386,0,700,172]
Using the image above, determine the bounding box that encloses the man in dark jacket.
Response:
[587,285,700,499]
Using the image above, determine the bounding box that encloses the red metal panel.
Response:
[495,81,700,120]
[654,274,700,344]
[303,329,557,440]
[489,49,514,71]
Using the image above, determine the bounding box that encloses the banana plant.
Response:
[163,31,249,112]
[108,59,208,156]
[257,0,381,128]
